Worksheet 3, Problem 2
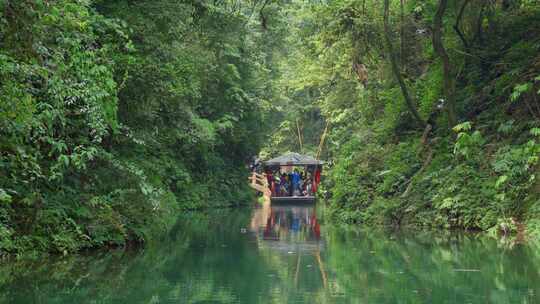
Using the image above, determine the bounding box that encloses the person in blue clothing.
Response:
[291,169,301,196]
[279,173,288,196]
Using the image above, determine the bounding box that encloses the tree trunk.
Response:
[400,0,405,68]
[432,0,458,128]
[383,0,426,127]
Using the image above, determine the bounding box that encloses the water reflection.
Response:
[251,203,320,248]
[251,203,328,291]
[0,204,539,303]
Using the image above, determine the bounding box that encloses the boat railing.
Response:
[248,172,271,197]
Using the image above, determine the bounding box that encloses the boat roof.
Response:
[263,152,323,166]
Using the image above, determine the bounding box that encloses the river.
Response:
[1,202,539,303]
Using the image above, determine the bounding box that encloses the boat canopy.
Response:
[263,152,323,167]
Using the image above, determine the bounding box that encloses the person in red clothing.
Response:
[266,169,273,190]
[312,166,321,193]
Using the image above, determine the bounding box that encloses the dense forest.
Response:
[269,0,540,236]
[1,0,539,255]
[0,0,284,254]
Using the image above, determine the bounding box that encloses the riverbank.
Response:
[323,114,540,237]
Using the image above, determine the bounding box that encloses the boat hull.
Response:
[270,196,316,204]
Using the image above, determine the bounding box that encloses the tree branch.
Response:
[453,0,470,49]
[383,0,426,128]
[259,0,271,29]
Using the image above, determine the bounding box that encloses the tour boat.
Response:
[249,152,323,204]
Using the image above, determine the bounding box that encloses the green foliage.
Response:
[0,0,280,254]
[2,0,540,254]
[453,122,485,160]
[263,0,540,238]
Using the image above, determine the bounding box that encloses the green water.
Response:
[1,204,539,303]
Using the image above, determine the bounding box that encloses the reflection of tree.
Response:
[253,205,329,299]
[1,209,539,303]
[324,228,540,303]
[0,210,268,303]
[0,208,329,304]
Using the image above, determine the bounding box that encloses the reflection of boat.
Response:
[251,204,322,253]
[270,196,316,204]
[251,204,329,289]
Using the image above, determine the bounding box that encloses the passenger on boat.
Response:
[303,176,313,196]
[299,172,304,191]
[279,173,288,197]
[273,174,280,196]
[291,169,301,196]
[266,170,273,190]
[250,156,261,172]
[313,167,321,192]
[287,172,293,196]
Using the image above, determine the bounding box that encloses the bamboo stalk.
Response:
[296,118,303,153]
[316,121,330,160]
